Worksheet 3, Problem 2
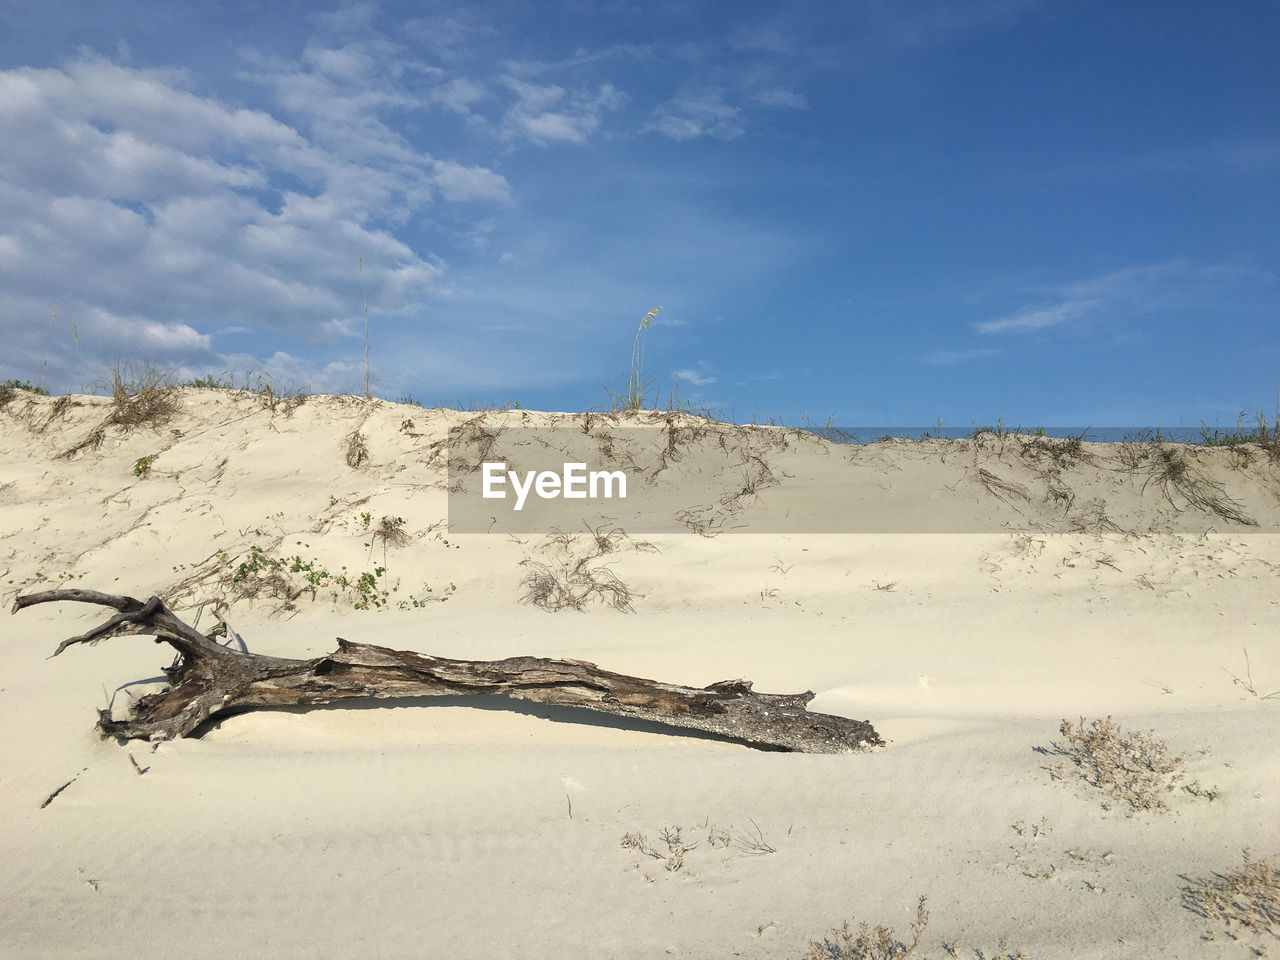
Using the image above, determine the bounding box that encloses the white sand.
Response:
[2,391,1278,959]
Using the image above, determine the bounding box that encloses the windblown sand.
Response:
[2,391,1278,959]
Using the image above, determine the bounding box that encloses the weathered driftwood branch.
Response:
[13,589,882,753]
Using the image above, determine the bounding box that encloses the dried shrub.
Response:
[802,897,1030,960]
[1046,716,1187,812]
[345,430,369,468]
[803,897,929,960]
[1183,850,1280,950]
[620,826,696,872]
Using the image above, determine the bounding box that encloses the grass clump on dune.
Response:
[109,362,182,428]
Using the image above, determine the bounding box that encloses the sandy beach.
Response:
[3,389,1278,959]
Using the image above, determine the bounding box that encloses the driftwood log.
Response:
[13,589,882,753]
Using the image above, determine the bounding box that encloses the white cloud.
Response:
[974,261,1257,336]
[500,77,624,145]
[974,302,1092,335]
[674,366,716,387]
[0,51,511,393]
[429,77,488,114]
[432,160,511,202]
[924,347,999,364]
[644,88,745,141]
[752,88,807,109]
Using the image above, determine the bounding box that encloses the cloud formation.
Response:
[500,77,625,145]
[0,51,509,390]
[644,87,745,141]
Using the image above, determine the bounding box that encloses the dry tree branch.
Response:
[12,589,882,753]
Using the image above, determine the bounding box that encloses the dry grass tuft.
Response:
[1045,716,1191,812]
[1020,433,1092,468]
[344,430,369,468]
[1141,445,1256,525]
[448,415,501,471]
[519,557,634,612]
[56,422,106,460]
[972,468,1031,505]
[1183,849,1280,951]
[519,527,641,612]
[620,826,697,872]
[373,515,411,548]
[109,362,182,428]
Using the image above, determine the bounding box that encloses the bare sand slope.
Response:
[2,391,1278,959]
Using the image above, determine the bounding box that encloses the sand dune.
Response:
[3,390,1278,959]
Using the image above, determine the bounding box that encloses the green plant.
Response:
[1200,407,1280,462]
[221,542,449,611]
[183,373,237,389]
[625,307,661,411]
[133,454,157,478]
[2,378,49,395]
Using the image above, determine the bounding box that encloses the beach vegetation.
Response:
[801,897,1031,959]
[1183,849,1280,951]
[2,377,49,395]
[109,361,182,428]
[615,306,661,412]
[222,542,450,610]
[1200,408,1280,464]
[345,429,369,467]
[133,454,157,478]
[1044,716,1218,812]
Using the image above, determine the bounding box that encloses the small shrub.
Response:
[1183,849,1280,950]
[1200,409,1280,462]
[2,377,49,395]
[620,826,696,873]
[1046,716,1187,812]
[183,373,236,389]
[133,454,157,478]
[1,379,49,410]
[802,898,1030,960]
[803,897,928,960]
[214,541,451,611]
[345,430,369,468]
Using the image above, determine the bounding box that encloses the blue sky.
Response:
[0,0,1276,426]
